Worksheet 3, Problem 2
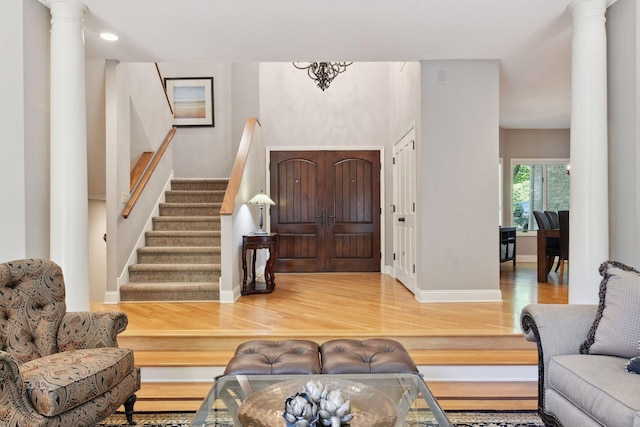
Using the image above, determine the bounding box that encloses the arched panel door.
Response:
[270,150,380,272]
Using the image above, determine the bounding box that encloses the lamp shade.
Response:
[247,191,275,206]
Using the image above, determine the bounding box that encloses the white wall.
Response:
[607,0,640,268]
[418,60,501,301]
[260,62,390,150]
[89,199,107,301]
[87,59,107,199]
[231,63,260,155]
[1,0,27,262]
[158,63,234,178]
[23,0,51,259]
[0,0,51,262]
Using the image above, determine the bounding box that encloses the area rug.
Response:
[98,410,545,427]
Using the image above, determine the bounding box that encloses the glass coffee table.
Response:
[190,373,452,426]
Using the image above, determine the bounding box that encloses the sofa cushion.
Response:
[580,261,640,358]
[19,347,135,417]
[224,340,321,375]
[320,339,419,374]
[548,354,640,427]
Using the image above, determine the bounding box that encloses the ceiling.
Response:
[81,0,575,129]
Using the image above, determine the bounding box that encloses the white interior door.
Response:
[393,127,417,290]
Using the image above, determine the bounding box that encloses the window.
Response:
[511,159,570,231]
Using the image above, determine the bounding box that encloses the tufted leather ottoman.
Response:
[320,339,419,375]
[224,340,321,375]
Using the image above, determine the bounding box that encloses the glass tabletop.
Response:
[190,373,452,427]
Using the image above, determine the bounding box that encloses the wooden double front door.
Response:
[270,150,381,272]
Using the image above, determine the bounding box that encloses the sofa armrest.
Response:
[0,351,46,424]
[57,311,129,351]
[521,304,596,360]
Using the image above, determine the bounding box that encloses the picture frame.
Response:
[164,77,214,127]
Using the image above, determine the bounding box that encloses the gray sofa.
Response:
[521,303,640,427]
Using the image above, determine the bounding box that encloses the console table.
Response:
[499,226,517,265]
[241,233,278,295]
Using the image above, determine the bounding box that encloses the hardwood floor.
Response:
[92,262,568,411]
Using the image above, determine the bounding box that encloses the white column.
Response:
[568,0,610,304]
[43,0,90,311]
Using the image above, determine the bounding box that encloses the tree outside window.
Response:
[511,160,570,231]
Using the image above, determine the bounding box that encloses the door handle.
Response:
[327,214,335,225]
[398,217,406,222]
[316,214,324,225]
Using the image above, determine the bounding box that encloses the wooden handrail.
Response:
[220,118,261,215]
[130,151,154,191]
[122,126,177,219]
[156,63,173,116]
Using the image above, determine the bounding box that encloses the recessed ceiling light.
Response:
[100,32,118,41]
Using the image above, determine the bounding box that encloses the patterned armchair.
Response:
[0,259,140,426]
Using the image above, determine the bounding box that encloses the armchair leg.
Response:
[124,394,137,425]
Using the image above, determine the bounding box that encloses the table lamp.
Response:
[247,190,275,234]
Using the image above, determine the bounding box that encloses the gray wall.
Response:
[608,0,640,268]
[419,60,500,299]
[500,128,570,259]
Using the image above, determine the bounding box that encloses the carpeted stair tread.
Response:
[129,263,220,271]
[170,178,228,191]
[153,216,220,222]
[137,247,220,254]
[145,230,220,237]
[165,190,225,203]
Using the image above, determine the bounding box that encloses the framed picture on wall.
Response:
[164,77,214,127]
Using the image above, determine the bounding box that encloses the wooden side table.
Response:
[241,233,278,295]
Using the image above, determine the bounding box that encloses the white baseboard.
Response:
[415,289,503,303]
[139,365,537,383]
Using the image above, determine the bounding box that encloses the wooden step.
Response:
[119,333,535,353]
[131,380,538,412]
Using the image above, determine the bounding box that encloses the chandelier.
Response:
[293,62,353,91]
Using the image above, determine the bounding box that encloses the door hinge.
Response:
[392,204,396,213]
[393,253,396,260]
[413,202,416,212]
[380,252,382,260]
[413,264,416,273]
[392,157,395,165]
[412,140,415,150]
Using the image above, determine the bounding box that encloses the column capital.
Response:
[568,0,618,23]
[38,0,87,14]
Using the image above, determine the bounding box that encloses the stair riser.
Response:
[152,219,219,231]
[160,206,221,216]
[137,253,221,264]
[129,270,221,282]
[146,236,221,247]
[171,181,228,191]
[120,289,219,302]
[165,193,225,203]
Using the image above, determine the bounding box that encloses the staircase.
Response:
[119,179,227,302]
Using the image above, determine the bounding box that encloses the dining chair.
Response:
[557,210,569,284]
[544,210,559,229]
[533,211,560,280]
